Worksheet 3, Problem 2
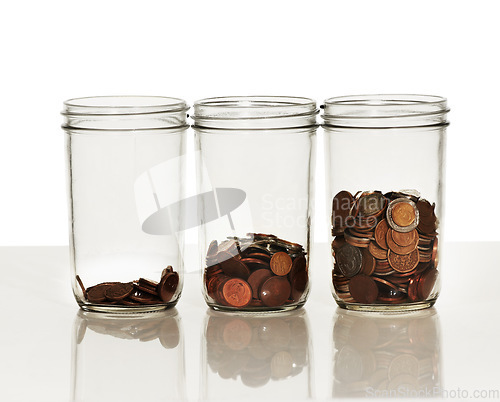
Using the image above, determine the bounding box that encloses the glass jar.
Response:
[192,96,318,312]
[323,95,448,312]
[202,309,313,399]
[72,309,185,401]
[62,96,188,313]
[332,308,441,397]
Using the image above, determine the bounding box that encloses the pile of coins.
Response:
[333,310,440,397]
[76,266,179,306]
[331,190,439,305]
[206,313,309,387]
[204,233,308,309]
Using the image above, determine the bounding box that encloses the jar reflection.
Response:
[332,308,440,398]
[71,309,186,401]
[202,310,313,399]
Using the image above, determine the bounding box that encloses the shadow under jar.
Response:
[63,96,188,313]
[192,96,318,312]
[322,95,448,312]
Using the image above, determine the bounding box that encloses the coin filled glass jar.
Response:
[323,95,448,312]
[193,96,318,311]
[63,96,188,313]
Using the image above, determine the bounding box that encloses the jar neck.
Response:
[62,96,189,131]
[322,94,449,128]
[192,96,318,130]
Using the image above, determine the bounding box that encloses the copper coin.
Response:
[290,255,307,279]
[416,199,434,216]
[270,252,293,276]
[222,278,252,307]
[206,274,228,300]
[335,244,362,278]
[247,269,273,299]
[387,198,419,232]
[332,190,353,229]
[291,270,308,301]
[219,251,251,279]
[158,272,179,303]
[388,249,420,273]
[386,229,418,255]
[260,276,291,307]
[368,241,388,260]
[135,281,159,296]
[431,237,439,267]
[162,266,174,278]
[245,252,271,262]
[361,248,376,276]
[408,276,420,301]
[240,258,270,270]
[374,220,389,250]
[105,282,134,301]
[348,275,378,304]
[129,290,156,303]
[392,229,418,247]
[87,283,113,303]
[417,268,438,300]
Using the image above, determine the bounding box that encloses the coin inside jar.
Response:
[335,243,362,278]
[374,220,389,250]
[388,249,420,273]
[349,275,378,304]
[222,278,252,308]
[387,198,419,233]
[260,276,291,307]
[391,229,418,247]
[270,252,293,276]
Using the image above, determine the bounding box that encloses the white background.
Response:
[1,0,499,246]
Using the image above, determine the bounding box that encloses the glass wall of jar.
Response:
[71,310,185,401]
[332,308,441,397]
[202,309,313,400]
[323,95,448,312]
[193,96,317,312]
[63,96,188,313]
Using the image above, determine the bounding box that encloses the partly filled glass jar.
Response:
[63,96,188,313]
[193,96,318,311]
[323,95,448,312]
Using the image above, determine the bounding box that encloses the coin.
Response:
[349,275,378,304]
[129,289,156,303]
[105,282,134,301]
[374,220,389,250]
[260,276,291,307]
[431,237,439,267]
[417,268,438,299]
[388,249,420,273]
[222,278,252,307]
[357,192,386,217]
[270,252,293,276]
[247,269,273,299]
[240,258,270,270]
[219,251,251,279]
[87,283,112,303]
[335,244,363,278]
[386,229,418,255]
[408,276,420,301]
[392,229,418,247]
[76,275,86,297]
[245,252,271,262]
[332,190,354,229]
[361,248,376,276]
[158,272,179,303]
[387,198,419,233]
[291,269,308,301]
[368,241,388,260]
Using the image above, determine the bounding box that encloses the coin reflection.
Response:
[203,309,312,398]
[71,309,185,401]
[332,308,441,398]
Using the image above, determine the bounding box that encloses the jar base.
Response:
[335,298,437,313]
[208,301,305,313]
[78,301,178,314]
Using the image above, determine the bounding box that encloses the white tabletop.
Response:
[1,243,499,401]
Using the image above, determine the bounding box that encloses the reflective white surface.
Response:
[1,243,499,401]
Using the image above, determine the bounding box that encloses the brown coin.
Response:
[222,278,252,307]
[206,274,228,300]
[335,243,363,278]
[386,229,418,255]
[392,202,416,227]
[408,276,420,301]
[245,253,271,262]
[374,220,389,250]
[417,199,434,217]
[129,289,156,303]
[135,279,159,296]
[219,251,251,279]
[388,249,420,273]
[392,229,418,247]
[222,319,252,351]
[260,276,291,307]
[161,266,174,278]
[75,275,86,297]
[348,275,378,304]
[290,255,307,279]
[105,282,134,301]
[158,272,179,303]
[418,268,438,300]
[332,190,354,229]
[361,248,376,276]
[291,269,308,301]
[368,241,388,260]
[87,283,113,303]
[431,237,439,267]
[247,269,273,299]
[270,252,293,276]
[240,258,270,270]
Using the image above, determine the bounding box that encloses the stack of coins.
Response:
[77,266,179,307]
[76,312,180,349]
[333,310,440,397]
[204,233,308,309]
[331,190,439,305]
[206,313,309,387]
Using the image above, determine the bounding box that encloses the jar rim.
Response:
[62,95,188,116]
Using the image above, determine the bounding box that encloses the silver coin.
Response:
[358,192,386,217]
[335,244,363,278]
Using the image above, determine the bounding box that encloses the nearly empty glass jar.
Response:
[63,96,188,313]
[323,95,448,312]
[193,96,318,312]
